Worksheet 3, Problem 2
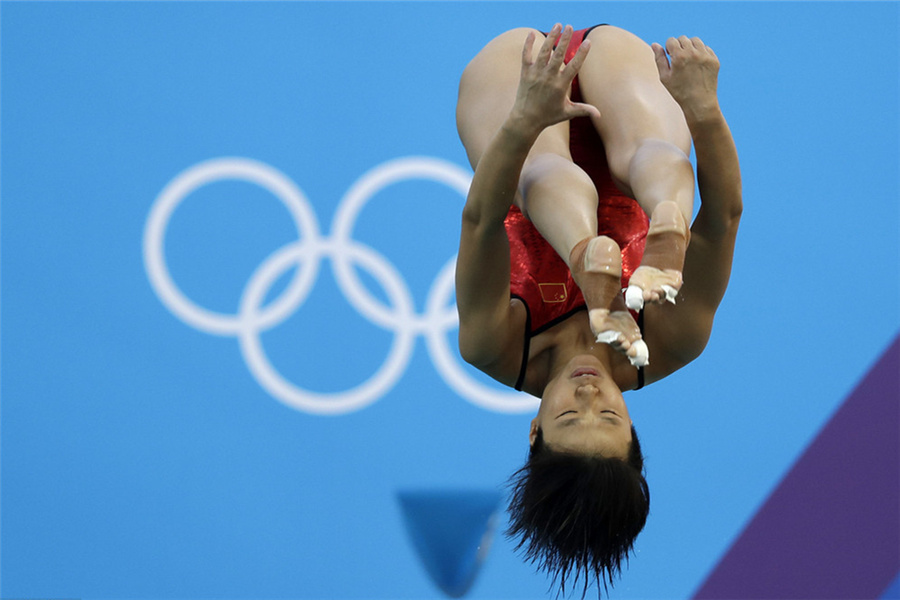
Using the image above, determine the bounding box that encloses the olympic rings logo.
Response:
[143,157,538,415]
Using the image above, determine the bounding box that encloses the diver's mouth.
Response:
[570,368,599,378]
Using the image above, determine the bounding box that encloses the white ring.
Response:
[331,157,472,333]
[146,155,541,415]
[143,157,322,336]
[238,240,416,415]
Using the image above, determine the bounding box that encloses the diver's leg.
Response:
[579,25,694,310]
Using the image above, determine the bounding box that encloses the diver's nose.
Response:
[575,383,600,399]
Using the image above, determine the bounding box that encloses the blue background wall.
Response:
[2,2,898,598]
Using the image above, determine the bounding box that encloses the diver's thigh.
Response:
[457,27,570,168]
[578,26,690,176]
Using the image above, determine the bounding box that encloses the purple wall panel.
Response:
[695,336,900,599]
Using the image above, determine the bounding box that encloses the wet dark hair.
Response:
[506,426,649,597]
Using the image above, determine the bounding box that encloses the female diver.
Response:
[455,24,742,594]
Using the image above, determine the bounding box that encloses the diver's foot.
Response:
[589,308,649,367]
[569,235,622,313]
[626,201,689,311]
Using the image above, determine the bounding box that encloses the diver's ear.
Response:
[529,418,539,447]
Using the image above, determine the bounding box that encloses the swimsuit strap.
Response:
[513,295,531,392]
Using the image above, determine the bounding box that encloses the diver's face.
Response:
[531,355,632,459]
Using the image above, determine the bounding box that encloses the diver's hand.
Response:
[509,24,601,136]
[652,36,720,123]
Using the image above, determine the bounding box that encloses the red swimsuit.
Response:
[506,26,648,390]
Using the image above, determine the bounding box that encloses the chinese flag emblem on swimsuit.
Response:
[538,283,567,303]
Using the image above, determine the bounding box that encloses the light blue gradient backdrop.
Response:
[2,2,898,598]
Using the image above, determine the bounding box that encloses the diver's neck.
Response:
[547,321,617,379]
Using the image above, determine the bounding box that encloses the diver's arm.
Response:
[456,26,600,379]
[645,37,742,373]
[455,118,538,377]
